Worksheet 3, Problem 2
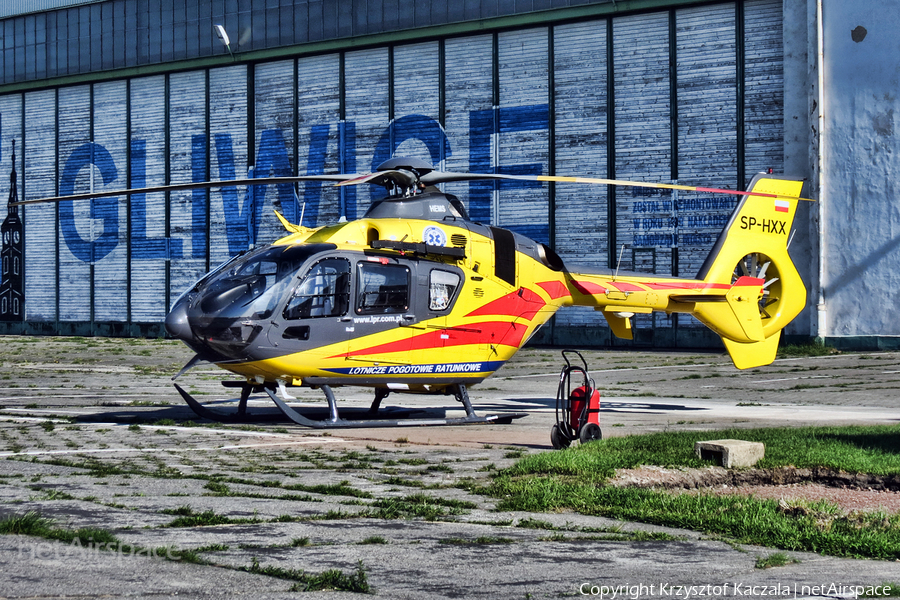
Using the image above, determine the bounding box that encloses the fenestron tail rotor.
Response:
[734,252,782,321]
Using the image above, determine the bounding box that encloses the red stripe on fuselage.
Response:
[537,280,571,300]
[571,280,607,295]
[571,279,733,295]
[608,281,644,292]
[466,288,546,321]
[642,281,731,291]
[332,321,529,359]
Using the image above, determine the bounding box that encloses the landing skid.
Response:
[174,383,282,423]
[174,382,526,429]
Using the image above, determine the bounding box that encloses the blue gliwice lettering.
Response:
[54,106,557,263]
[130,138,182,260]
[59,142,120,263]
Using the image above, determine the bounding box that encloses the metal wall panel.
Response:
[392,42,442,167]
[1,0,102,20]
[743,0,784,182]
[613,11,671,272]
[442,34,493,218]
[344,48,389,215]
[91,79,127,322]
[129,75,168,322]
[22,90,57,322]
[0,94,26,326]
[612,12,672,334]
[296,53,342,226]
[551,21,609,331]
[254,60,297,244]
[207,65,248,268]
[169,70,209,305]
[497,28,550,244]
[675,4,738,279]
[56,84,91,322]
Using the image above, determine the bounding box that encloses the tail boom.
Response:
[561,175,807,369]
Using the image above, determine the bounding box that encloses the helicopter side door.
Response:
[277,256,352,359]
[345,257,415,365]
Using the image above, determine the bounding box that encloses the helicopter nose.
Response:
[165,299,193,341]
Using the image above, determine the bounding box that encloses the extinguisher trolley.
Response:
[551,350,602,449]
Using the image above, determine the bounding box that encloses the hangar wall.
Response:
[1,0,793,347]
[813,0,900,349]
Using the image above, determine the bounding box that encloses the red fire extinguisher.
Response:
[568,385,601,432]
[551,350,602,449]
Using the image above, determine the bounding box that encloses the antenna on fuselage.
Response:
[613,244,625,281]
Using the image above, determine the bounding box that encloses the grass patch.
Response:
[497,424,900,479]
[1,509,368,590]
[381,476,426,488]
[482,424,900,560]
[368,494,476,521]
[160,506,262,528]
[245,557,370,593]
[358,535,389,545]
[282,480,373,499]
[755,552,799,569]
[0,511,133,553]
[203,480,230,495]
[778,342,839,358]
[0,511,56,535]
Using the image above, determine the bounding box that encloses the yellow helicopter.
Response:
[19,157,810,431]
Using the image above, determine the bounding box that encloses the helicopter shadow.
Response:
[79,396,456,427]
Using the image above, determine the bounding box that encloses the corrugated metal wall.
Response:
[0,0,785,344]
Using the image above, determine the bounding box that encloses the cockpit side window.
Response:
[284,258,351,320]
[356,262,410,314]
[428,269,460,311]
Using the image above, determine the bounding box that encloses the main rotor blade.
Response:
[335,169,418,189]
[15,166,815,206]
[12,174,354,207]
[422,171,816,202]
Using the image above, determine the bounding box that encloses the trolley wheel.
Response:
[550,424,571,449]
[579,423,602,444]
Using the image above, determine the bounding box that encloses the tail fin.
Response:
[690,175,807,369]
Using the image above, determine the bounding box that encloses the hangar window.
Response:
[356,262,409,314]
[284,258,350,319]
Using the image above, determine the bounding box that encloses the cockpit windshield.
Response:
[196,244,323,322]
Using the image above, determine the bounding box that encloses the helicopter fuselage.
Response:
[165,187,757,395]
